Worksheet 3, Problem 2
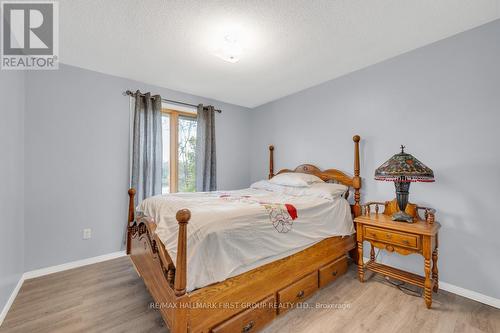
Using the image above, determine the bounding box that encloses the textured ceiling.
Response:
[59,0,500,108]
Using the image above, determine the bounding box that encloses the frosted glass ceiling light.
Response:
[213,33,242,63]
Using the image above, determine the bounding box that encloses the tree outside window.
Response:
[161,110,197,193]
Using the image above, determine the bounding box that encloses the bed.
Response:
[127,135,362,333]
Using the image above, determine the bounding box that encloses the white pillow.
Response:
[269,173,323,187]
[303,182,348,200]
[251,180,347,201]
[251,180,310,196]
[250,180,286,192]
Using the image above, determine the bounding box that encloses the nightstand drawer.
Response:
[364,226,419,249]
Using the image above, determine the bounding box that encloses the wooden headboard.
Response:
[268,135,362,217]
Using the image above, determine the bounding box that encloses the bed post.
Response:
[174,209,190,297]
[349,136,362,263]
[127,188,136,255]
[172,209,190,333]
[269,145,275,179]
[352,135,361,217]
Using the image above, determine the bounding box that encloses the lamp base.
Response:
[392,211,415,223]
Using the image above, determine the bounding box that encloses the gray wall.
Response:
[24,64,251,271]
[250,20,500,299]
[0,71,25,311]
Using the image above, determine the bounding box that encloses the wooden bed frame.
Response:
[127,135,362,333]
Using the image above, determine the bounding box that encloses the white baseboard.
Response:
[362,257,500,309]
[0,276,24,326]
[23,251,126,280]
[0,251,126,327]
[439,282,500,309]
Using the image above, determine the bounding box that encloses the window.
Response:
[161,109,197,194]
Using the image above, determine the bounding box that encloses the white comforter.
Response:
[138,187,354,292]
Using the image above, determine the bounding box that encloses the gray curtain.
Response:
[131,91,163,205]
[195,104,217,191]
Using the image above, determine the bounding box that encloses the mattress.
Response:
[138,185,355,292]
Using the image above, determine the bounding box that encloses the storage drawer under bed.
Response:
[277,271,318,315]
[319,255,348,288]
[211,295,276,333]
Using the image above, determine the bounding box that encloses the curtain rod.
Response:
[124,90,222,113]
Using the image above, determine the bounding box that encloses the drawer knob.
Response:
[403,240,409,245]
[332,270,338,276]
[386,233,392,238]
[242,320,255,333]
[296,290,305,298]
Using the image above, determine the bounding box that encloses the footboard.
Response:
[127,189,190,332]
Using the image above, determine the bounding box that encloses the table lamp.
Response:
[374,145,434,223]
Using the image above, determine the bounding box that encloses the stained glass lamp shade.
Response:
[375,146,434,223]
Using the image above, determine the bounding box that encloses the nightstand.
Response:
[354,199,441,309]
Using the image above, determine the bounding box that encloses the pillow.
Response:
[250,180,286,192]
[251,180,347,200]
[302,182,348,200]
[251,180,310,196]
[269,173,323,187]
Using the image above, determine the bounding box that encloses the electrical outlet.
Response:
[83,228,92,240]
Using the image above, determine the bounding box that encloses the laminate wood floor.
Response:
[1,257,498,333]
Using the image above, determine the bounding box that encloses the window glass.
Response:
[178,116,197,192]
[161,114,170,194]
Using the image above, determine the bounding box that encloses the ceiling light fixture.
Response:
[213,33,242,63]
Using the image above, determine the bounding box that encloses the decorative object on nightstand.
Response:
[374,145,434,223]
[354,201,440,309]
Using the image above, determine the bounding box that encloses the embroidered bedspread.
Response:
[138,188,354,291]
